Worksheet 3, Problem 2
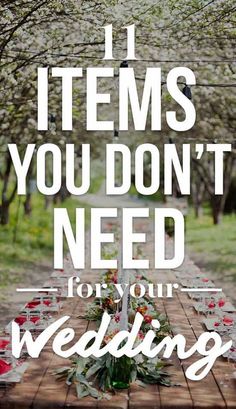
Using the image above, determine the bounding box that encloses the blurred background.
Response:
[0,0,235,322]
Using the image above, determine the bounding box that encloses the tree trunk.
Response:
[210,154,235,225]
[24,193,32,216]
[0,153,13,225]
[212,208,222,225]
[194,203,203,218]
[0,201,10,225]
[211,197,223,225]
[193,152,235,225]
[191,175,205,219]
[44,196,51,210]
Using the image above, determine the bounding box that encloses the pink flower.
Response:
[223,316,234,326]
[15,316,40,326]
[43,300,52,306]
[30,316,40,324]
[218,299,225,308]
[138,331,145,340]
[0,340,9,350]
[26,300,51,309]
[0,360,12,375]
[25,301,40,309]
[15,316,27,326]
[202,278,209,283]
[208,301,215,309]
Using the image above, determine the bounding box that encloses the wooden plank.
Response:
[32,354,70,409]
[211,359,236,409]
[0,351,54,409]
[97,391,128,409]
[158,297,193,409]
[158,267,227,409]
[148,268,193,409]
[65,274,101,408]
[129,384,160,409]
[172,279,227,409]
[180,294,236,409]
[64,319,98,409]
[31,298,79,409]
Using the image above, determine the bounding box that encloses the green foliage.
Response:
[54,353,170,399]
[186,209,236,280]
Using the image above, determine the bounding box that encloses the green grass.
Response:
[129,184,164,202]
[0,193,91,289]
[186,209,236,280]
[88,175,104,194]
[0,171,104,290]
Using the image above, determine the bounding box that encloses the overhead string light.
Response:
[114,129,119,140]
[120,60,129,68]
[50,113,56,123]
[182,84,192,100]
[49,113,56,133]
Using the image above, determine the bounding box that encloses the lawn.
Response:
[0,193,91,290]
[186,210,236,283]
[88,174,104,194]
[0,170,105,291]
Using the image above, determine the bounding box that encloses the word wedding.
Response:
[11,312,232,382]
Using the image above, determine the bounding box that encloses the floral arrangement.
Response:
[55,248,171,399]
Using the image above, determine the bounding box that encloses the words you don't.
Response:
[7,142,231,197]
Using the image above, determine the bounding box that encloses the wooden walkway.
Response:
[1,221,236,409]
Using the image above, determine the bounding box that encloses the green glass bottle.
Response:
[111,356,132,389]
